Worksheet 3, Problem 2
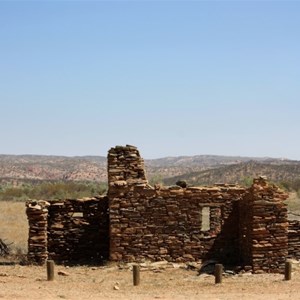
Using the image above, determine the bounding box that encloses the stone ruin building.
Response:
[26,145,300,273]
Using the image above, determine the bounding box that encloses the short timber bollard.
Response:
[285,261,292,281]
[133,265,140,286]
[47,260,55,281]
[214,264,223,284]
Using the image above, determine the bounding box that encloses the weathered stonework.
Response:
[239,178,289,273]
[26,197,108,265]
[26,144,297,273]
[109,183,246,263]
[26,200,50,264]
[288,220,300,258]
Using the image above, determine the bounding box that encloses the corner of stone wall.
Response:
[107,145,152,262]
[26,200,50,265]
[249,176,289,273]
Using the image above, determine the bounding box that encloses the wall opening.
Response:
[72,212,84,218]
[201,207,210,231]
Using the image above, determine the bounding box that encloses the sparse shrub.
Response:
[240,176,253,187]
[149,174,164,186]
[0,181,107,201]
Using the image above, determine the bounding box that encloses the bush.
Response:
[0,181,107,201]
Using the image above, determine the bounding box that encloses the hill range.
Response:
[0,154,300,187]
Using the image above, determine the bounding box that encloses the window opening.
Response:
[201,207,210,231]
[72,212,83,218]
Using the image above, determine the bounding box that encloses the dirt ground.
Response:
[0,261,300,300]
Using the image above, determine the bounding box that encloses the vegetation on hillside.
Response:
[0,181,107,201]
[163,161,300,193]
[1,154,300,200]
[280,179,300,198]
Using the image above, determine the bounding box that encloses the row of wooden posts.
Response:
[46,260,293,284]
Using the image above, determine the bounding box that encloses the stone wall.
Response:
[26,197,109,265]
[109,183,246,263]
[107,145,290,273]
[250,178,288,273]
[288,220,300,259]
[107,145,247,263]
[108,145,148,188]
[26,144,293,274]
[26,200,50,264]
[238,177,289,273]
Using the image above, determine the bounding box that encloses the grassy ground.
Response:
[285,192,300,220]
[0,201,28,255]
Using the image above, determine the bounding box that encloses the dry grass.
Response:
[0,201,28,255]
[286,192,300,221]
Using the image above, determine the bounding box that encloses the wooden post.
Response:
[285,261,292,281]
[133,265,140,286]
[215,264,223,284]
[47,260,55,281]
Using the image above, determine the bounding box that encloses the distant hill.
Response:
[0,155,107,183]
[0,154,299,187]
[163,160,300,187]
[144,155,294,181]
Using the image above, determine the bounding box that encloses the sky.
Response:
[0,1,300,160]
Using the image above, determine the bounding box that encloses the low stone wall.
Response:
[47,197,109,264]
[288,220,300,259]
[26,197,109,265]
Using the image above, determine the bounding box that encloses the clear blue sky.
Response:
[1,1,299,159]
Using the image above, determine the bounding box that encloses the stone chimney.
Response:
[107,145,148,188]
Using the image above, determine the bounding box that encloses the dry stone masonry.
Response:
[26,197,108,265]
[108,145,148,187]
[109,182,246,263]
[288,220,300,258]
[26,200,50,264]
[26,145,300,273]
[239,178,289,273]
